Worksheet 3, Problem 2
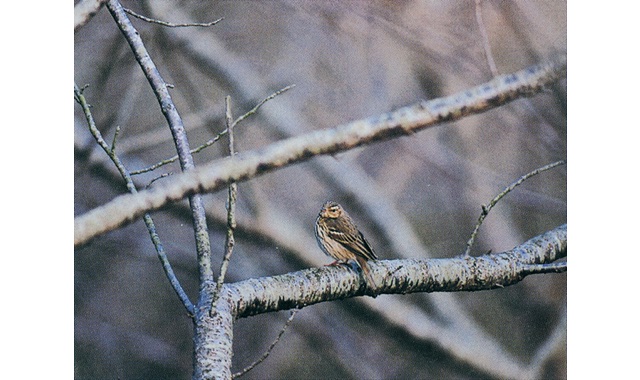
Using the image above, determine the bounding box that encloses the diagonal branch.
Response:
[105,0,214,289]
[464,160,566,255]
[74,56,566,246]
[226,224,566,319]
[232,309,299,379]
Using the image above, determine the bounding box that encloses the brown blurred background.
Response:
[74,1,566,378]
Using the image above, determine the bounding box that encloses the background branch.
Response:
[475,0,499,76]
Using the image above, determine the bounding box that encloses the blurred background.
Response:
[74,1,566,378]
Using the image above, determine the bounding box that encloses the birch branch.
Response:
[203,224,566,379]
[226,224,566,319]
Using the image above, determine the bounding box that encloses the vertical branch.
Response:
[193,289,234,380]
[106,0,214,291]
[213,96,238,308]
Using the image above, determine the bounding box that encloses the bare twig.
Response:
[123,7,223,28]
[211,88,296,309]
[74,57,567,246]
[110,125,121,153]
[212,96,239,310]
[74,84,194,315]
[475,0,499,76]
[232,309,300,379]
[146,172,173,189]
[231,85,295,128]
[106,0,214,288]
[130,132,226,175]
[464,160,566,256]
[130,85,294,176]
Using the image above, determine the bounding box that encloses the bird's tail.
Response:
[355,256,377,288]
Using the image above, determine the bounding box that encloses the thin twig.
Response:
[146,172,173,189]
[464,160,566,256]
[130,85,294,176]
[231,85,295,128]
[110,125,121,153]
[475,0,499,76]
[212,96,239,311]
[232,309,300,379]
[74,84,194,315]
[123,7,223,28]
[106,0,214,288]
[130,132,226,175]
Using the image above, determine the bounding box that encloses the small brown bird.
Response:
[315,201,378,287]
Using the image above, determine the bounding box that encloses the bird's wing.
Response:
[326,227,378,260]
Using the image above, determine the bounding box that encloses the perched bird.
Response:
[315,201,378,287]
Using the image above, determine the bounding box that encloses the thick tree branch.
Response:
[228,224,566,319]
[198,224,566,378]
[193,283,234,380]
[74,57,566,246]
